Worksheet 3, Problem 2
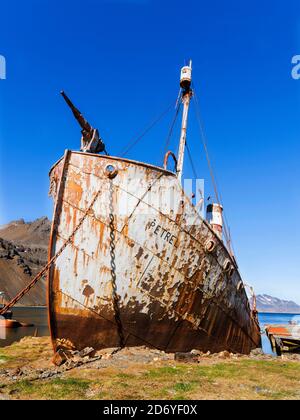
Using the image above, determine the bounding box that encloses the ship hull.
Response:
[47,151,261,355]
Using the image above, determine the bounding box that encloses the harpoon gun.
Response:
[61,91,106,154]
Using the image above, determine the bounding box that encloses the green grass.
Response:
[116,373,135,380]
[0,354,13,363]
[0,337,52,369]
[144,365,186,378]
[174,382,195,392]
[7,378,91,400]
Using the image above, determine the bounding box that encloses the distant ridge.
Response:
[0,217,50,306]
[0,217,50,248]
[256,294,300,314]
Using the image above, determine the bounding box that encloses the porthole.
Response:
[205,239,216,253]
[229,266,235,277]
[237,280,243,291]
[223,259,232,273]
[105,164,118,179]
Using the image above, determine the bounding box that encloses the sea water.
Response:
[0,306,48,348]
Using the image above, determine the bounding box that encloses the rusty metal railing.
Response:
[163,151,177,172]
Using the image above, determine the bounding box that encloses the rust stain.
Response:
[67,179,83,204]
[48,151,261,356]
[136,247,144,260]
[82,284,95,297]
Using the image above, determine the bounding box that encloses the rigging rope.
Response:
[186,141,198,180]
[192,85,233,255]
[163,90,182,160]
[185,141,204,206]
[120,101,175,158]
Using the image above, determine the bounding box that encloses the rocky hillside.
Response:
[0,218,51,306]
[256,294,300,314]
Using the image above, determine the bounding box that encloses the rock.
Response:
[23,266,32,275]
[217,350,231,359]
[191,349,203,356]
[281,353,300,361]
[96,347,119,356]
[174,352,199,363]
[8,389,18,396]
[102,353,112,360]
[9,368,21,377]
[39,371,52,379]
[16,258,24,266]
[250,348,264,356]
[79,347,95,358]
[231,353,242,359]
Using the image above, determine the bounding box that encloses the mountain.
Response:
[256,294,300,314]
[0,217,50,248]
[0,218,51,306]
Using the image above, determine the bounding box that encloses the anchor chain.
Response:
[108,178,125,349]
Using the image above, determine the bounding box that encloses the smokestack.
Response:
[206,203,223,239]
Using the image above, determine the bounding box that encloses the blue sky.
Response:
[0,0,300,302]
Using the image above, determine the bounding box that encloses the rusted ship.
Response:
[47,62,261,356]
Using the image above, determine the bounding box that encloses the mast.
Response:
[177,60,193,183]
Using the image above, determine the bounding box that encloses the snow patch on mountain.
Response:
[256,294,300,313]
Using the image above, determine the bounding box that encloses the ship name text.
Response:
[148,219,177,246]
